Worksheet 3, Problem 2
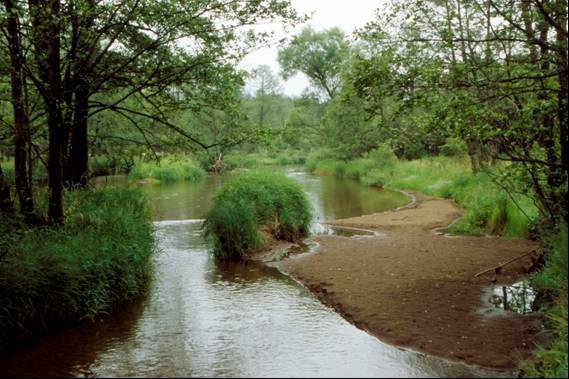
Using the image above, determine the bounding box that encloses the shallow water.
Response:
[487,280,536,315]
[0,170,501,378]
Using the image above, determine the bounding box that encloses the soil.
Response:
[274,192,545,370]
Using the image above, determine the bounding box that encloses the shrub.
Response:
[361,169,385,188]
[345,159,377,180]
[0,188,155,351]
[440,137,467,157]
[204,172,312,260]
[129,158,204,183]
[90,156,134,177]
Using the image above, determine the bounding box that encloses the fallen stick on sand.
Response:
[474,248,540,278]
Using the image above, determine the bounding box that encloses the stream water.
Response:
[0,169,502,378]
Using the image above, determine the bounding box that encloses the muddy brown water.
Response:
[0,169,504,377]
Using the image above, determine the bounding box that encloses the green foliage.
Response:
[311,159,346,177]
[360,170,385,188]
[522,224,568,378]
[440,138,467,157]
[278,26,350,99]
[224,151,305,169]
[90,156,134,177]
[204,172,312,260]
[128,158,205,183]
[0,188,155,350]
[0,159,48,186]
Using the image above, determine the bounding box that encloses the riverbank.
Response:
[305,154,538,238]
[274,191,544,370]
[0,188,155,352]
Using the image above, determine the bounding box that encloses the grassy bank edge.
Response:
[305,153,537,239]
[0,188,155,352]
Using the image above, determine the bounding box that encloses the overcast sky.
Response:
[239,0,385,97]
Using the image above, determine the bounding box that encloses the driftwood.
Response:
[474,248,540,278]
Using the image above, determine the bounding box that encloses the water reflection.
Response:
[286,170,409,223]
[488,280,536,315]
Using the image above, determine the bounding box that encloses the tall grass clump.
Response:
[522,223,568,377]
[0,188,155,351]
[128,158,204,183]
[204,172,312,260]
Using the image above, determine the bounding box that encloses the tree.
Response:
[2,0,35,221]
[278,26,350,99]
[355,0,568,224]
[0,0,302,224]
[247,65,283,128]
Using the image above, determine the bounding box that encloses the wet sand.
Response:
[274,192,544,370]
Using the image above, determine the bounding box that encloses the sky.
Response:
[239,0,385,97]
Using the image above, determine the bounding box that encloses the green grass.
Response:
[128,158,205,183]
[224,150,306,170]
[306,151,538,238]
[0,188,155,351]
[204,172,312,260]
[522,223,568,378]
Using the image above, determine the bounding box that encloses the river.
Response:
[0,169,502,377]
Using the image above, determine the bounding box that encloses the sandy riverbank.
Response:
[274,192,544,370]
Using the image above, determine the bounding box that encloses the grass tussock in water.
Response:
[204,172,312,261]
[522,224,568,378]
[306,149,537,238]
[128,158,204,183]
[0,188,155,351]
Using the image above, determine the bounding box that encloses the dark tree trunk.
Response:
[46,0,64,224]
[4,0,35,220]
[63,1,95,188]
[0,165,14,216]
[555,5,569,219]
[66,85,90,187]
[30,0,65,224]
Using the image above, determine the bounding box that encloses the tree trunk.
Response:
[30,0,65,224]
[555,0,568,219]
[63,1,95,187]
[4,0,35,220]
[0,165,14,216]
[46,0,64,224]
[66,85,90,187]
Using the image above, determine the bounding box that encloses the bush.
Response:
[129,158,204,183]
[361,169,385,188]
[204,172,312,260]
[440,137,467,157]
[223,151,307,170]
[90,156,134,177]
[0,188,155,351]
[345,159,377,180]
